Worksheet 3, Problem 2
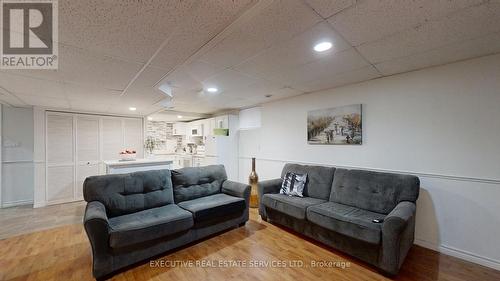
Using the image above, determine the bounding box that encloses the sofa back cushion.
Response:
[281,163,335,200]
[330,169,420,214]
[83,169,173,218]
[171,165,227,203]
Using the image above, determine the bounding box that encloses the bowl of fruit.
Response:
[119,149,137,161]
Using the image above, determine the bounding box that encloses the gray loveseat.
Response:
[258,163,419,275]
[83,165,250,279]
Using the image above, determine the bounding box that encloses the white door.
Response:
[46,114,75,204]
[76,116,100,200]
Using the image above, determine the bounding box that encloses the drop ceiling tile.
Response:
[16,94,70,108]
[295,65,381,92]
[375,32,500,75]
[356,3,500,64]
[202,69,262,94]
[182,61,225,82]
[125,66,169,99]
[270,48,370,89]
[0,73,66,98]
[59,0,195,62]
[221,79,283,99]
[162,68,203,92]
[63,83,122,104]
[304,0,355,18]
[329,0,485,46]
[245,87,304,103]
[234,21,351,79]
[59,45,143,91]
[150,0,257,70]
[150,1,258,71]
[68,99,111,113]
[198,0,322,68]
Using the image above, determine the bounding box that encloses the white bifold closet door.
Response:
[46,112,144,204]
[46,113,75,204]
[76,116,100,200]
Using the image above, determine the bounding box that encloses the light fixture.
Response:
[177,115,183,119]
[147,116,153,121]
[313,41,332,52]
[129,107,137,111]
[206,87,218,93]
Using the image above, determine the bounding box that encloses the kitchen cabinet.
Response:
[215,115,229,129]
[173,122,186,135]
[188,123,203,137]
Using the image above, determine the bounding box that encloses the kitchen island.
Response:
[104,158,173,174]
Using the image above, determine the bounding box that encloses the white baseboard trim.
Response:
[1,199,33,208]
[415,239,500,271]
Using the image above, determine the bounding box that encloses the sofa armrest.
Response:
[257,178,282,219]
[222,180,251,205]
[84,201,109,225]
[383,201,415,236]
[83,201,112,277]
[258,178,282,196]
[380,201,416,275]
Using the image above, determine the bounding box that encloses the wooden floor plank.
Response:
[0,209,499,281]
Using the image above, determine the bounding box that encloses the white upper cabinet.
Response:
[215,115,229,129]
[173,122,186,135]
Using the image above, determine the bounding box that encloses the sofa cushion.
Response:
[178,193,245,226]
[330,169,420,214]
[108,204,193,248]
[281,164,335,200]
[307,202,385,244]
[172,165,227,203]
[83,169,174,217]
[262,193,326,220]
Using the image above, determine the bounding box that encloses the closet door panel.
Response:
[46,114,74,203]
[76,117,100,199]
[47,166,74,202]
[47,115,73,165]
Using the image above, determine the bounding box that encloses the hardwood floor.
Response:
[0,202,85,240]
[1,207,499,281]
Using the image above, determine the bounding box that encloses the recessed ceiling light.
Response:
[177,115,183,119]
[129,107,137,111]
[206,87,218,93]
[313,41,333,52]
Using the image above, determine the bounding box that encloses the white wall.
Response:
[1,106,34,207]
[238,54,500,270]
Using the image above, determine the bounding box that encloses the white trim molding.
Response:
[415,239,500,271]
[238,156,500,185]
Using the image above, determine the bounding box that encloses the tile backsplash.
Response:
[146,121,182,152]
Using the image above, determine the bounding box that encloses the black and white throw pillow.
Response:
[280,172,307,197]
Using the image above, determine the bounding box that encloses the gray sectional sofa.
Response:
[258,163,420,275]
[83,165,250,279]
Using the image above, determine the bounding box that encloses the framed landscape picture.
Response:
[307,104,362,145]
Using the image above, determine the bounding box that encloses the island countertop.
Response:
[104,158,174,174]
[104,158,173,167]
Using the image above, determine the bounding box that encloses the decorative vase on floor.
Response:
[249,157,259,208]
